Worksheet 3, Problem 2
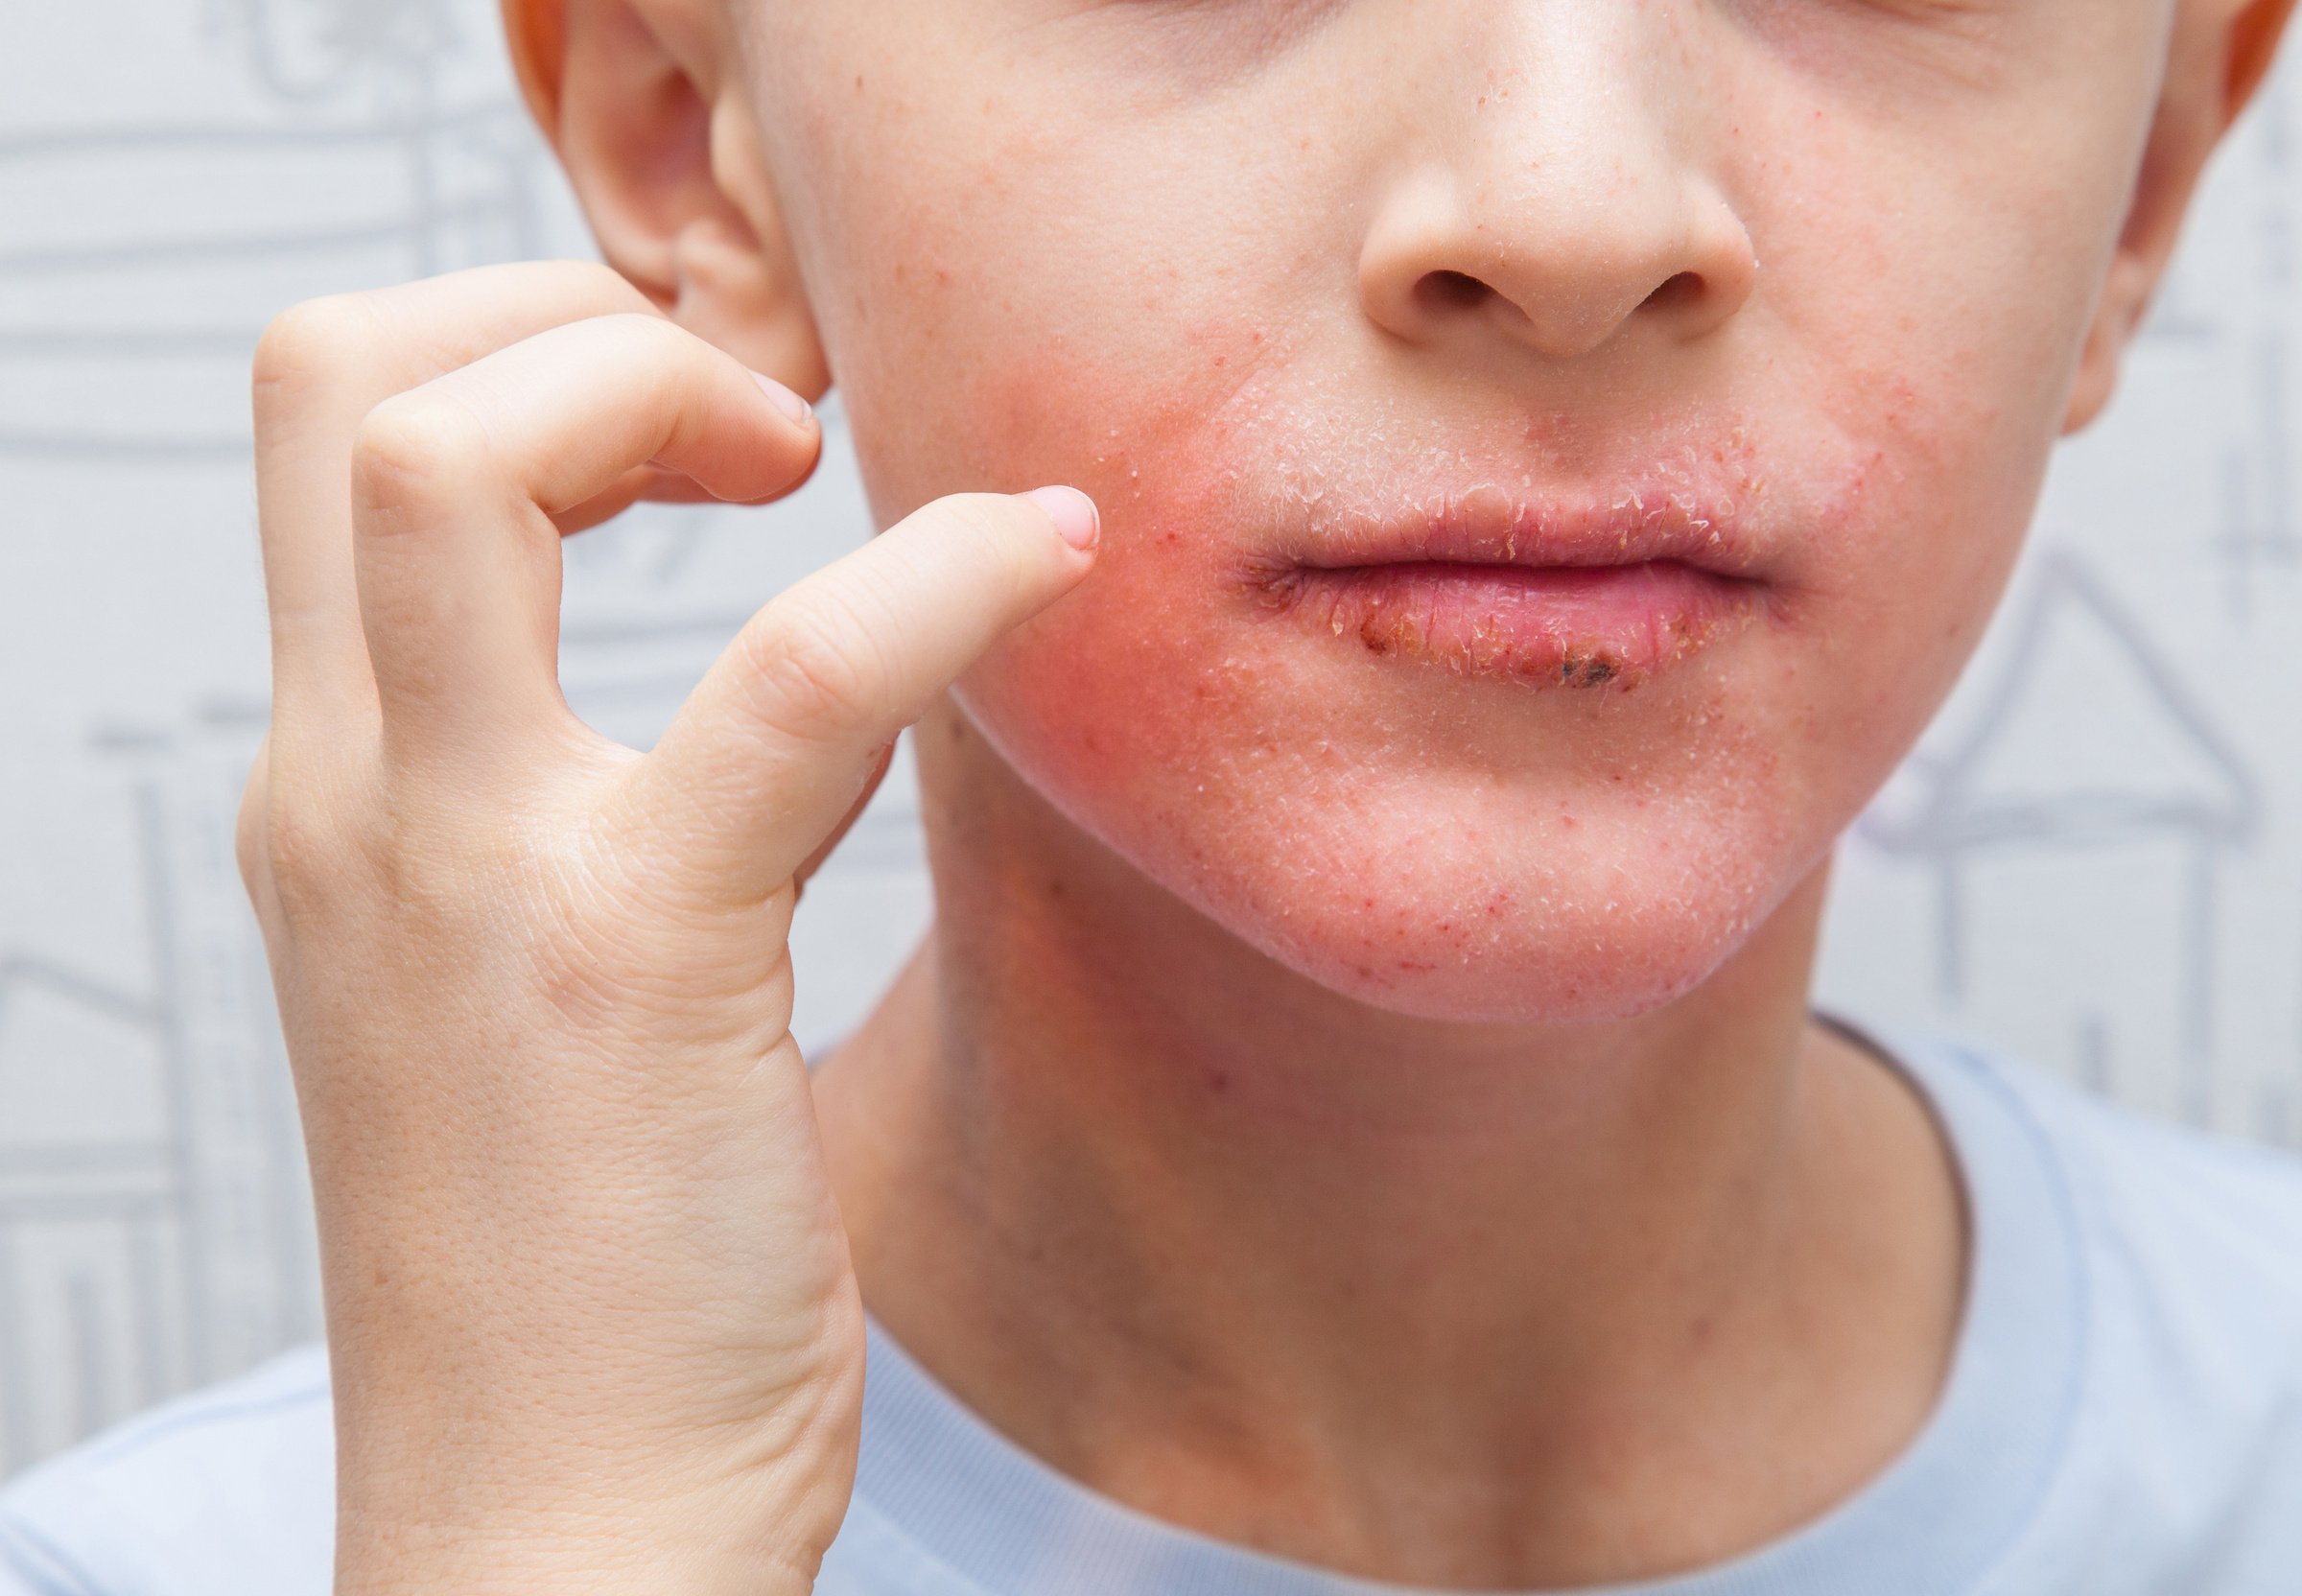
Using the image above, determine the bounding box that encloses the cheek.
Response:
[854,325,1912,1020]
[846,293,1302,800]
[940,335,1291,805]
[850,281,1286,516]
[926,389,1820,1021]
[1744,140,2091,790]
[1792,332,2064,789]
[797,49,2106,1022]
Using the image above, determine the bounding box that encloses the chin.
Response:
[962,656,1809,1025]
[949,528,1837,1029]
[1174,812,1796,1026]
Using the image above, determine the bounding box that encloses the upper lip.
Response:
[1274,482,1769,582]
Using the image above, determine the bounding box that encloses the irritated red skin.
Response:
[749,0,2154,1022]
[880,339,1886,1021]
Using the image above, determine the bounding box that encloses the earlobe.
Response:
[502,0,832,397]
[2061,0,2296,436]
[2062,254,2152,434]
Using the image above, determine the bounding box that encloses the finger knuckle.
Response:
[622,317,721,444]
[745,595,891,740]
[374,830,506,926]
[251,293,380,424]
[589,312,688,408]
[233,749,273,899]
[597,309,685,355]
[252,790,357,923]
[350,390,493,525]
[554,258,653,311]
[233,738,387,922]
[257,781,503,933]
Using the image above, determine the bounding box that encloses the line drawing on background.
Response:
[1858,549,2262,1122]
[2217,333,2301,619]
[0,0,543,460]
[0,705,312,1474]
[0,952,177,1475]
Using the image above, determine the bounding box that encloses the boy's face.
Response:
[717,1,2186,1020]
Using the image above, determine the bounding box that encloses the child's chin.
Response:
[1282,932,1739,1026]
[1201,861,1775,1026]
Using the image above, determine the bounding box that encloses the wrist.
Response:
[324,1335,859,1596]
[333,1449,845,1596]
[334,1523,824,1596]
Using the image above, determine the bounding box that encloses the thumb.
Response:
[619,487,1098,905]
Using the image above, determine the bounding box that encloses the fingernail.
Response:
[750,371,814,426]
[1022,485,1100,551]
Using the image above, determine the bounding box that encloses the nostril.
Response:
[1415,270,1492,314]
[1641,271,1704,314]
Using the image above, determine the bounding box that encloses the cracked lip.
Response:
[1239,484,1774,690]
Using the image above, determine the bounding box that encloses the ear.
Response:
[501,0,832,398]
[2065,0,2297,432]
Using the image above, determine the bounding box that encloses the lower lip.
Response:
[1251,560,1760,689]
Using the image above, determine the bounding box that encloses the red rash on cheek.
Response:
[926,326,1282,812]
[955,316,1280,509]
[845,192,2020,1022]
[938,317,1307,777]
[759,0,2139,1023]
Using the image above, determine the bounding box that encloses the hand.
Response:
[235,261,1097,1596]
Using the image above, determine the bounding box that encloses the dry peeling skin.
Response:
[844,313,2026,1026]
[921,354,1932,1023]
[1243,553,1763,692]
[758,1,2122,1026]
[1229,455,1776,692]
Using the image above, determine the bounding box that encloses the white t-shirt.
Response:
[6,1034,2302,1595]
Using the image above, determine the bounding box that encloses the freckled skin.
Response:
[737,2,2177,1021]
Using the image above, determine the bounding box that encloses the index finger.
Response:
[250,262,662,739]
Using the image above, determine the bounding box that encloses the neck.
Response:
[812,703,1965,1589]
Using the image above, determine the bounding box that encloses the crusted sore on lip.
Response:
[1253,561,1750,691]
[1560,647,1627,690]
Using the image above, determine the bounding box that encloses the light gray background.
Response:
[3,0,2296,1476]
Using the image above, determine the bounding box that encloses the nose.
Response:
[1357,21,1757,362]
